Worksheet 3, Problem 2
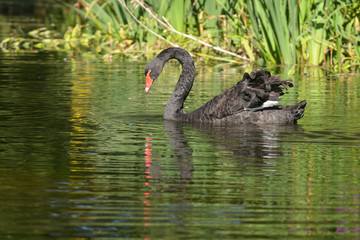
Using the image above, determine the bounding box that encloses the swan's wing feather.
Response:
[190,70,293,120]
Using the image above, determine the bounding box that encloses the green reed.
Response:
[246,0,298,65]
[1,0,359,71]
[65,0,359,69]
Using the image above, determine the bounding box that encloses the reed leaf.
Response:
[246,0,298,65]
[3,0,359,71]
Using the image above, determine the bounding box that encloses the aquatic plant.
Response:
[1,0,359,71]
[246,0,298,65]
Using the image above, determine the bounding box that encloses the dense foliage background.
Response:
[1,0,359,71]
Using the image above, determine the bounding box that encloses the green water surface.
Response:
[0,51,359,239]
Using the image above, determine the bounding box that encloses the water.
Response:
[0,51,359,239]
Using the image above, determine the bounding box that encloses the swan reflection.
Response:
[145,121,302,186]
[163,120,302,160]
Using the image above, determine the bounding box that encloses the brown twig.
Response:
[123,0,249,61]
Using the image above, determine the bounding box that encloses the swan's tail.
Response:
[293,100,307,120]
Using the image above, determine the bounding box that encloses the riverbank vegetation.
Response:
[1,0,359,71]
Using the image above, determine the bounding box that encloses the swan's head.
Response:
[144,57,164,93]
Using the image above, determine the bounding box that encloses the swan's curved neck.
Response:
[159,48,195,120]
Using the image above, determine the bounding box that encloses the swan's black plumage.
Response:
[145,47,306,124]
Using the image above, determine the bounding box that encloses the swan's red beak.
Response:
[145,70,153,93]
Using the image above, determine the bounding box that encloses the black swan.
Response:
[144,47,307,124]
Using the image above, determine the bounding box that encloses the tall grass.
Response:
[247,0,298,65]
[299,0,360,69]
[1,0,359,71]
[69,0,358,69]
[247,0,360,69]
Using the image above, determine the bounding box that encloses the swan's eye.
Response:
[145,69,150,76]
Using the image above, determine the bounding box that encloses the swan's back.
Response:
[184,69,306,124]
